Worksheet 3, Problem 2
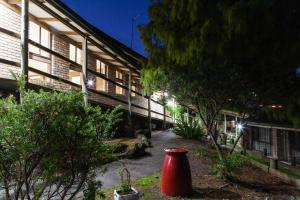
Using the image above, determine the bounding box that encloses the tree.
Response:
[0,90,122,199]
[139,0,300,178]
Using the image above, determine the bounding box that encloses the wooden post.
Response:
[128,70,133,136]
[20,0,29,103]
[128,70,132,116]
[163,104,166,130]
[82,37,88,105]
[172,98,175,124]
[147,95,152,138]
[235,116,238,138]
[224,114,227,134]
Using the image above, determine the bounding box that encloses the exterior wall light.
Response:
[87,79,94,87]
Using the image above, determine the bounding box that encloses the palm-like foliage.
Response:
[174,116,204,139]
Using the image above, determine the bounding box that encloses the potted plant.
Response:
[114,168,139,200]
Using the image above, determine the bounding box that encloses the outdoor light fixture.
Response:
[87,79,94,87]
[237,123,243,131]
[167,99,173,107]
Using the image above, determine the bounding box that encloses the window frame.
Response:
[28,21,52,83]
[115,70,124,95]
[96,59,108,92]
[29,21,52,59]
[131,80,137,97]
[69,44,82,64]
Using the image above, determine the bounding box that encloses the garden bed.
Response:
[100,142,300,199]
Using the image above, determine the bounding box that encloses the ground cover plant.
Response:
[0,87,122,199]
[173,115,204,139]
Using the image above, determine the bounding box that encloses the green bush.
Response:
[210,152,246,178]
[0,90,122,199]
[173,116,204,139]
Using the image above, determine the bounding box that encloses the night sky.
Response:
[60,0,150,56]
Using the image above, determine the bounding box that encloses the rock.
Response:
[126,143,146,158]
[137,135,152,147]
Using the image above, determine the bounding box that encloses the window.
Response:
[96,60,107,92]
[69,70,82,85]
[115,70,124,95]
[131,80,136,97]
[69,44,81,64]
[28,21,51,83]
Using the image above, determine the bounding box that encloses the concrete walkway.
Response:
[97,130,202,189]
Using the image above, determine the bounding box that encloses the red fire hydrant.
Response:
[161,148,192,197]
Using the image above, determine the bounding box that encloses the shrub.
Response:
[210,152,246,178]
[173,116,204,139]
[0,90,122,199]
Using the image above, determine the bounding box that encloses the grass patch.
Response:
[97,173,161,199]
[135,173,160,189]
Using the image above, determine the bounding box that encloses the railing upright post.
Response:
[163,104,166,130]
[128,70,132,116]
[128,70,134,136]
[20,0,29,103]
[147,95,152,138]
[82,37,88,105]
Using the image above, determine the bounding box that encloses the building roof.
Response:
[47,0,146,70]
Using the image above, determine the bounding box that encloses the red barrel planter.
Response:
[161,148,192,197]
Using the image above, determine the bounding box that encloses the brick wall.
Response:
[0,3,21,80]
[52,34,70,90]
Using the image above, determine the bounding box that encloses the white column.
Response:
[20,0,29,95]
[224,114,227,134]
[235,116,238,138]
[128,70,132,116]
[148,95,152,137]
[82,37,88,105]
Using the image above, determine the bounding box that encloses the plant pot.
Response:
[114,187,139,200]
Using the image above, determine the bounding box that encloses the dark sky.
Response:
[61,0,150,56]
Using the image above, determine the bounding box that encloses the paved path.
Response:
[97,130,202,189]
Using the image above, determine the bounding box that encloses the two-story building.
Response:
[0,0,173,135]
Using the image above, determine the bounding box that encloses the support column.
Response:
[127,70,133,136]
[271,128,278,159]
[172,98,176,123]
[128,70,132,116]
[286,132,292,162]
[224,114,227,134]
[235,116,238,138]
[82,37,88,105]
[20,0,29,103]
[163,104,166,130]
[147,95,152,138]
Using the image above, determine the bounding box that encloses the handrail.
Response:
[0,26,167,106]
[0,57,170,118]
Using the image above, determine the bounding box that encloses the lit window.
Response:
[29,22,50,57]
[116,70,123,80]
[28,21,51,83]
[131,80,136,97]
[69,70,82,85]
[69,44,82,64]
[96,60,107,92]
[115,70,123,95]
[131,85,136,97]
